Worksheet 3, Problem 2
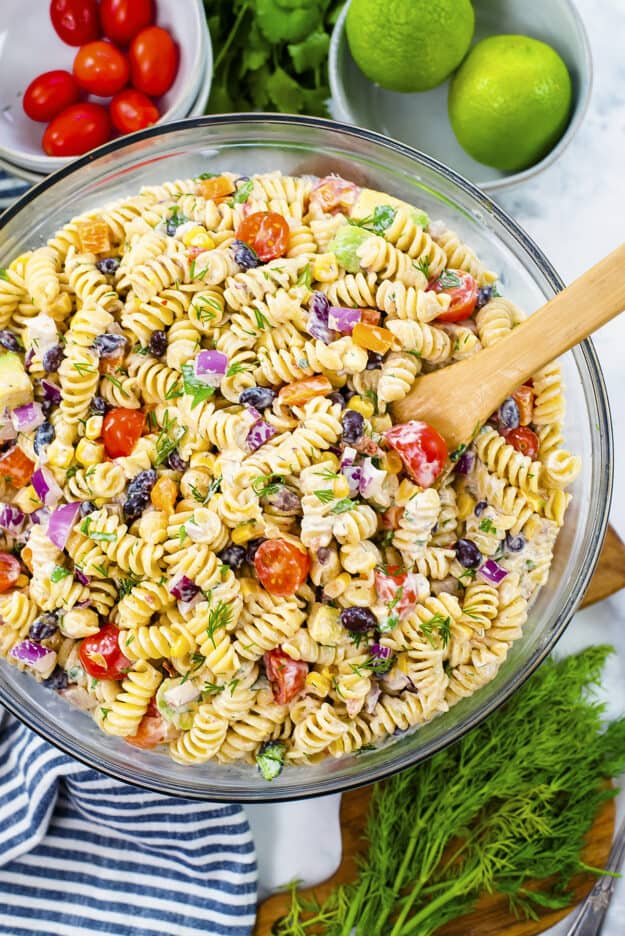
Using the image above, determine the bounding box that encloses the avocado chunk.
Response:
[0,352,33,410]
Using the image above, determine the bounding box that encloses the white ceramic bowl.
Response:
[0,0,210,174]
[330,0,592,192]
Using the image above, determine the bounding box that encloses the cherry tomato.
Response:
[50,0,100,47]
[512,385,534,426]
[73,40,129,96]
[352,323,394,354]
[359,307,381,326]
[198,176,235,200]
[102,407,145,458]
[254,539,310,597]
[110,88,159,134]
[23,70,80,123]
[278,375,333,406]
[43,102,111,156]
[384,420,448,488]
[100,0,154,46]
[309,176,360,214]
[264,648,308,704]
[129,26,178,97]
[235,211,290,262]
[126,709,177,748]
[374,568,423,620]
[429,270,479,322]
[0,446,35,488]
[504,426,539,459]
[79,623,131,679]
[0,554,22,594]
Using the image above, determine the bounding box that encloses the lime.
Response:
[448,35,572,172]
[345,0,475,94]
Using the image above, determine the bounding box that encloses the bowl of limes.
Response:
[329,0,592,192]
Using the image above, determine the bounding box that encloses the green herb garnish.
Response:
[256,740,286,781]
[349,204,396,235]
[206,600,232,647]
[330,497,356,514]
[50,566,71,583]
[314,489,335,505]
[479,518,498,535]
[437,269,463,289]
[181,363,216,409]
[233,179,254,203]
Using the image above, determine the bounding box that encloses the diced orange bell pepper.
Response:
[278,375,333,406]
[78,219,111,254]
[0,446,35,488]
[198,176,235,201]
[352,323,394,353]
[380,506,404,530]
[359,308,381,326]
[150,476,178,513]
[513,384,534,426]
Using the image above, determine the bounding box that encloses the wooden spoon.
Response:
[392,244,625,451]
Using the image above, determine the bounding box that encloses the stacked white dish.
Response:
[0,0,212,183]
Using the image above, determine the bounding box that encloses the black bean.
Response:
[127,469,157,499]
[80,501,96,517]
[328,391,345,408]
[246,537,266,564]
[96,257,120,275]
[122,492,150,524]
[42,345,63,373]
[340,606,377,633]
[93,333,126,357]
[148,330,167,357]
[474,500,487,517]
[167,450,187,472]
[476,286,495,310]
[232,240,260,270]
[341,409,365,444]
[239,386,276,410]
[218,545,247,570]
[366,351,384,370]
[506,532,526,553]
[29,612,59,642]
[0,329,21,352]
[454,538,482,569]
[43,666,68,691]
[33,421,55,455]
[89,396,110,416]
[498,397,520,430]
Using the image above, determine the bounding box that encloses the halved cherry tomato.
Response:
[512,385,534,426]
[264,648,308,704]
[129,26,178,97]
[374,567,423,620]
[110,88,159,134]
[236,211,290,262]
[429,270,479,322]
[0,553,22,594]
[309,176,359,214]
[254,539,310,597]
[100,0,154,46]
[352,323,393,354]
[278,375,332,406]
[198,176,235,201]
[384,420,448,488]
[359,308,381,326]
[102,407,145,458]
[23,70,80,123]
[79,623,131,680]
[0,446,35,488]
[73,40,129,96]
[50,0,100,47]
[43,102,111,157]
[504,426,539,459]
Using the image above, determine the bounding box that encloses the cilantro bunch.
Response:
[204,0,345,116]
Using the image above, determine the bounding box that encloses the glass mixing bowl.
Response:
[0,116,612,802]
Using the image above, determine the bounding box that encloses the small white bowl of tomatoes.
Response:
[0,0,211,175]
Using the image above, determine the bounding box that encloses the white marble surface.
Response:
[251,0,625,930]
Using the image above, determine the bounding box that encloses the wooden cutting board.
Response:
[256,524,625,936]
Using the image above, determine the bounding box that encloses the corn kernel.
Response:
[182,226,215,250]
[396,478,419,505]
[13,485,41,514]
[323,572,351,599]
[382,451,403,474]
[151,476,178,513]
[47,440,74,469]
[312,252,339,282]
[84,415,103,441]
[321,453,340,471]
[305,671,331,696]
[347,395,375,419]
[456,492,477,521]
[231,521,265,545]
[75,438,105,468]
[371,414,392,434]
[308,603,343,644]
[333,475,350,498]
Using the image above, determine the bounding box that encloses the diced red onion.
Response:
[11,402,45,433]
[370,643,392,662]
[0,503,25,533]
[359,458,386,498]
[30,507,50,525]
[340,446,357,470]
[0,409,17,442]
[478,559,508,585]
[455,450,475,475]
[365,684,382,714]
[307,292,337,344]
[328,306,362,334]
[10,639,57,676]
[24,348,35,370]
[246,419,277,452]
[169,575,200,602]
[47,502,82,549]
[244,406,262,424]
[40,379,62,405]
[264,487,301,514]
[343,465,361,496]
[74,569,91,586]
[194,350,228,387]
[26,313,58,355]
[32,467,63,508]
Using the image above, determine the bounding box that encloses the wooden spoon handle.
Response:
[477,241,625,392]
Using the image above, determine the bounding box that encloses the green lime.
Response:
[448,35,572,172]
[345,0,475,94]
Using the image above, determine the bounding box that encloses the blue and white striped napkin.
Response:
[0,170,30,211]
[0,707,258,936]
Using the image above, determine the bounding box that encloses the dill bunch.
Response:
[276,645,625,936]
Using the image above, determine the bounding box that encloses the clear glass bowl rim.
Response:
[0,113,613,802]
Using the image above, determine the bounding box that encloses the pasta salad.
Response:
[0,171,580,776]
